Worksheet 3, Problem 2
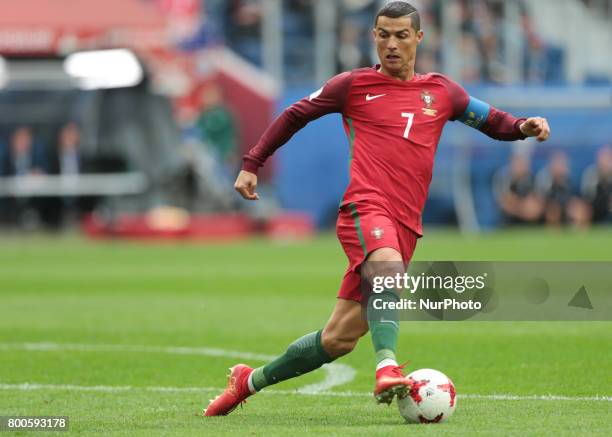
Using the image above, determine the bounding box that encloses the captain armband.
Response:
[458,96,491,130]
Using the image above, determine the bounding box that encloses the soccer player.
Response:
[204,1,550,416]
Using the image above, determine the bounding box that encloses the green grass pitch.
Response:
[0,229,611,436]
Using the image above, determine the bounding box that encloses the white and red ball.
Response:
[397,368,457,424]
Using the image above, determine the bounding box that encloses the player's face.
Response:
[373,15,424,80]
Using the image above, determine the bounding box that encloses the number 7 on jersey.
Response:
[402,112,414,139]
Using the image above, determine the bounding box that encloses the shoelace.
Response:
[389,360,411,377]
[398,360,411,369]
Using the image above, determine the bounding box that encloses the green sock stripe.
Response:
[349,203,367,256]
[345,117,356,163]
[375,348,397,364]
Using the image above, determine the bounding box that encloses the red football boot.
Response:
[203,364,254,416]
[373,363,412,405]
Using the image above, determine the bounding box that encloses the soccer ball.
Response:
[397,368,456,424]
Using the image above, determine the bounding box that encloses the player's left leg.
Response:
[338,202,419,405]
[362,247,404,365]
[361,247,411,404]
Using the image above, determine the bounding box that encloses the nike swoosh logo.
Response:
[366,94,387,101]
[379,319,399,328]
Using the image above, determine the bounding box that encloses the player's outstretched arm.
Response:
[442,76,551,143]
[519,117,551,142]
[234,170,259,201]
[237,72,354,200]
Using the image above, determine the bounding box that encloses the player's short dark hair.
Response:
[375,1,421,32]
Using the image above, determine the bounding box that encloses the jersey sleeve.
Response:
[242,71,354,173]
[440,75,528,142]
[433,74,470,121]
[479,106,528,141]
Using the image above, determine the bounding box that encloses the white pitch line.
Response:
[297,363,356,395]
[0,383,610,402]
[460,393,612,402]
[0,342,277,361]
[0,342,354,394]
[2,343,610,402]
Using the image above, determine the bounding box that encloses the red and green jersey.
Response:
[242,66,527,236]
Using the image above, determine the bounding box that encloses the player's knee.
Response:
[362,248,404,286]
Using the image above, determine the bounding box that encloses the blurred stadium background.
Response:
[0,0,610,237]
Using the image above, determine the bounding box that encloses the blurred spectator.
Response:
[0,127,48,227]
[536,151,591,228]
[51,122,81,176]
[0,138,7,176]
[467,0,501,82]
[0,139,8,224]
[167,85,240,212]
[494,153,543,225]
[44,122,84,227]
[157,0,214,50]
[414,1,440,75]
[337,19,371,72]
[335,0,378,74]
[458,31,485,83]
[284,0,316,84]
[2,127,46,176]
[581,0,612,18]
[581,145,612,223]
[197,85,238,170]
[225,0,263,65]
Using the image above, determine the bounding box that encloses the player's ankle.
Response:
[247,371,258,394]
[376,358,399,371]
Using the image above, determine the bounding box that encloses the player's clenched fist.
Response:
[234,170,259,200]
[520,117,551,142]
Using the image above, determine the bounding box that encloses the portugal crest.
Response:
[421,91,437,117]
[371,227,385,240]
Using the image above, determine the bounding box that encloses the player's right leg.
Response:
[203,299,368,416]
[202,329,334,417]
